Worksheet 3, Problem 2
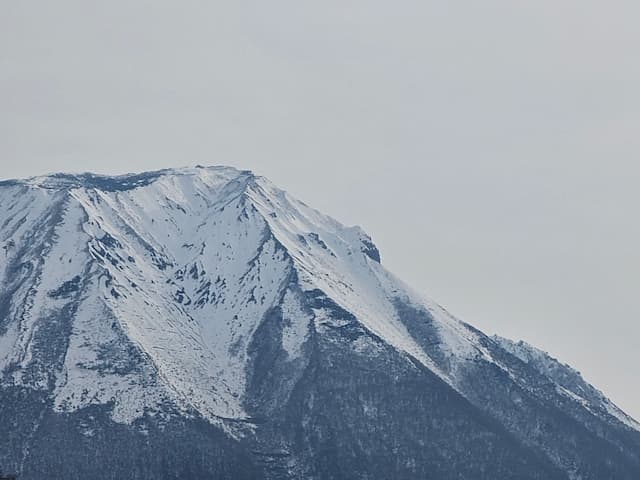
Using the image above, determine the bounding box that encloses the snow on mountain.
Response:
[493,335,640,431]
[2,166,640,479]
[0,166,472,425]
[0,165,637,435]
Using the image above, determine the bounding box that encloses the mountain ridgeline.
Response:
[0,166,638,479]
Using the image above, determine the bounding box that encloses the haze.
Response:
[1,1,638,419]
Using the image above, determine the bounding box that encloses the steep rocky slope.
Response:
[0,166,638,479]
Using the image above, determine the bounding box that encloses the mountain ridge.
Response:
[0,165,638,479]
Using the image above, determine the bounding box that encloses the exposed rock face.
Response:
[0,166,638,479]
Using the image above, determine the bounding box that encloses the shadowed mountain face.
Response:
[0,166,638,479]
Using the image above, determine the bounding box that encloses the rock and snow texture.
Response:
[0,166,639,479]
[493,335,640,431]
[0,166,515,424]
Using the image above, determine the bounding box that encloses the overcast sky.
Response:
[1,1,638,419]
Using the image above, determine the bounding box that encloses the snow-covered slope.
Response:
[0,166,484,424]
[493,335,640,431]
[1,166,638,480]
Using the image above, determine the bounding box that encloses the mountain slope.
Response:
[0,166,638,479]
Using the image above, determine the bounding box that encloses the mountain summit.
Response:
[0,166,638,479]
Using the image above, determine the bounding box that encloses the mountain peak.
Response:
[0,165,256,192]
[1,166,639,479]
[0,165,389,423]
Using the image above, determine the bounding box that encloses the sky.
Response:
[1,1,638,419]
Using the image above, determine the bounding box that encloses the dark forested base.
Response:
[0,388,261,480]
[243,301,566,480]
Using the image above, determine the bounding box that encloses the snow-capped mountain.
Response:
[0,166,638,479]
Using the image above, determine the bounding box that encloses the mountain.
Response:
[0,166,638,479]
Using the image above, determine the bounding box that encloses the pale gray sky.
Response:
[1,1,638,419]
